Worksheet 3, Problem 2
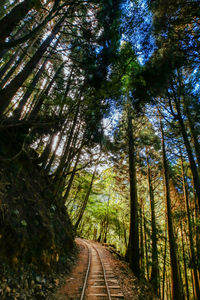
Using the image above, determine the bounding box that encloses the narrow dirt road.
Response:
[50,239,157,300]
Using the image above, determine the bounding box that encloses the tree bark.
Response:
[0,47,20,80]
[143,211,149,280]
[0,0,35,44]
[74,169,96,230]
[53,100,80,184]
[146,151,160,295]
[162,225,167,300]
[0,38,37,90]
[180,221,190,300]
[13,56,49,119]
[160,116,184,300]
[62,147,82,203]
[0,11,67,115]
[173,96,200,211]
[28,62,65,120]
[139,205,144,275]
[126,103,140,277]
[180,151,200,299]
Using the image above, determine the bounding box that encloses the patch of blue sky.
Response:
[102,102,122,138]
[120,0,156,63]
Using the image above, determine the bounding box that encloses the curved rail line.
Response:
[79,239,123,300]
[80,240,91,300]
[92,242,112,300]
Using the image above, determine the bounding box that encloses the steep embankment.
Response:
[0,129,75,299]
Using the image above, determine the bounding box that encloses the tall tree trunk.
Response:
[38,132,58,167]
[180,151,200,299]
[45,121,68,173]
[0,38,37,90]
[0,11,67,115]
[104,192,111,243]
[0,0,35,44]
[0,47,20,79]
[162,225,167,300]
[160,116,184,300]
[13,56,49,119]
[139,205,144,275]
[28,62,65,120]
[146,151,160,295]
[143,208,149,281]
[186,230,196,300]
[183,98,200,172]
[173,96,200,211]
[0,1,62,51]
[180,221,190,300]
[74,169,96,230]
[62,147,82,203]
[126,104,140,277]
[53,101,80,184]
[0,21,27,59]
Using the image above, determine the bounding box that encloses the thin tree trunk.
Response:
[0,11,67,115]
[62,147,82,203]
[45,121,68,173]
[126,103,140,277]
[146,151,159,295]
[180,151,200,299]
[184,98,200,172]
[162,225,167,300]
[160,115,184,300]
[0,1,62,51]
[74,169,96,230]
[180,221,190,300]
[0,47,20,79]
[0,0,35,44]
[0,38,37,90]
[0,21,27,59]
[39,132,58,167]
[13,56,49,119]
[173,96,200,211]
[143,207,149,281]
[104,192,111,243]
[28,62,65,120]
[53,100,80,183]
[139,205,144,275]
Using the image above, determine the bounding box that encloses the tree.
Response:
[159,113,184,300]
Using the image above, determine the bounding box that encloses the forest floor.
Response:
[49,238,158,300]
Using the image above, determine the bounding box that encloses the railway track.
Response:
[79,239,124,300]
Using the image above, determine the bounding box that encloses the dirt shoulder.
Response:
[97,242,158,300]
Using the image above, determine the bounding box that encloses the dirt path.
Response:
[50,239,157,300]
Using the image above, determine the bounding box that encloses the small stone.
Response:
[36,276,41,283]
[54,279,59,286]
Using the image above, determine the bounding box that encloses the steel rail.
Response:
[94,244,112,300]
[80,239,112,300]
[80,239,91,300]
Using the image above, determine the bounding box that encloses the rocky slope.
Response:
[0,130,75,299]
